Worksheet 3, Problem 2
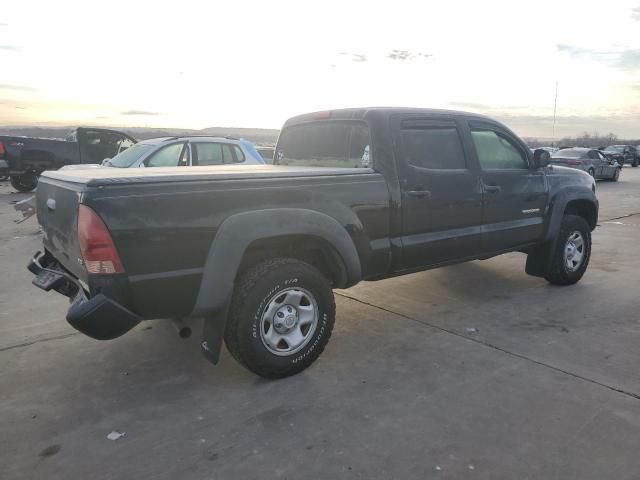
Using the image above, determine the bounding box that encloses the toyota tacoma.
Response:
[28,108,598,378]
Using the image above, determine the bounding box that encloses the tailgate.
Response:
[36,176,87,281]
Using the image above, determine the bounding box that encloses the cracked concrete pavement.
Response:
[1,168,639,479]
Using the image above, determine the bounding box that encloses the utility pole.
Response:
[552,81,558,148]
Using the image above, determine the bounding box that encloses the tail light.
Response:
[567,160,581,166]
[78,205,124,274]
[0,141,5,158]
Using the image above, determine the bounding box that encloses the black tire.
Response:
[224,258,336,378]
[10,173,38,192]
[632,159,638,167]
[611,168,620,182]
[544,214,591,286]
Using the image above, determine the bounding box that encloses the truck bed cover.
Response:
[42,165,375,187]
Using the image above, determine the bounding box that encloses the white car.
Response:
[104,136,265,168]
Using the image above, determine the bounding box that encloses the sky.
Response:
[1,0,640,138]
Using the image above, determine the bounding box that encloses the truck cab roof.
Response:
[282,107,497,127]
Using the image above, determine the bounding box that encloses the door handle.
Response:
[407,188,432,199]
[484,184,501,193]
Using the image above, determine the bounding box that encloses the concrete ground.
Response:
[1,168,639,480]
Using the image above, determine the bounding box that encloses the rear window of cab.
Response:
[275,121,371,168]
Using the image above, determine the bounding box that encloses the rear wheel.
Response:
[632,158,638,167]
[545,215,591,285]
[10,173,38,192]
[224,258,336,378]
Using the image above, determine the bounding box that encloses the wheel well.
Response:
[564,200,597,230]
[237,235,348,287]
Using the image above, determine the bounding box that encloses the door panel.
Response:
[469,125,548,252]
[394,116,483,269]
[480,169,548,249]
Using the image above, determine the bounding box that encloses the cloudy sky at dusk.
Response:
[1,0,640,138]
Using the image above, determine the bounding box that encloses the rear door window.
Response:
[194,142,245,165]
[195,143,224,165]
[276,121,371,168]
[400,126,466,169]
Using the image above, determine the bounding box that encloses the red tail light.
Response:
[0,141,5,157]
[78,205,124,274]
[313,110,332,119]
[567,160,581,166]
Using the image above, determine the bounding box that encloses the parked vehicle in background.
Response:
[551,148,621,181]
[602,145,639,167]
[104,136,265,168]
[256,146,275,163]
[29,107,598,379]
[0,128,137,192]
[529,146,558,155]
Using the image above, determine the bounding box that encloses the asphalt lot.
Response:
[1,168,639,480]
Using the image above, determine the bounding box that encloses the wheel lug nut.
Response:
[287,307,292,313]
[277,312,284,318]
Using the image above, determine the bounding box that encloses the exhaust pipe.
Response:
[172,318,192,339]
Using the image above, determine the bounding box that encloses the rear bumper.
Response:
[29,251,141,340]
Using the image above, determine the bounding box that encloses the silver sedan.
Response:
[550,148,621,181]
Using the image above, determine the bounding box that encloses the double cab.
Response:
[29,108,598,378]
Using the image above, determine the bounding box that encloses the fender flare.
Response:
[193,208,362,317]
[543,190,598,243]
[526,190,598,278]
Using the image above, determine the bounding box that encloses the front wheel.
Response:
[224,258,336,378]
[611,168,621,182]
[545,214,591,285]
[10,173,38,192]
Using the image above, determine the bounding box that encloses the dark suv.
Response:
[602,145,639,167]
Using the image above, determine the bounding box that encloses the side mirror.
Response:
[101,158,111,166]
[533,149,551,168]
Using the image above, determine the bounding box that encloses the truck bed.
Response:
[36,164,390,319]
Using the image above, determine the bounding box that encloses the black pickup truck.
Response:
[28,108,598,378]
[0,127,136,192]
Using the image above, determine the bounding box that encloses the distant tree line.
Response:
[526,132,640,149]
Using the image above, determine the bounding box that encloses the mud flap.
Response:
[199,302,230,365]
[525,240,555,278]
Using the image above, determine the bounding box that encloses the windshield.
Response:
[107,143,154,167]
[552,149,584,159]
[604,146,624,153]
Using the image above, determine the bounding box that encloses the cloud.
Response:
[633,6,640,20]
[0,83,37,92]
[337,51,367,62]
[557,44,640,70]
[387,49,431,61]
[120,110,160,116]
[615,49,640,70]
[0,45,18,51]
